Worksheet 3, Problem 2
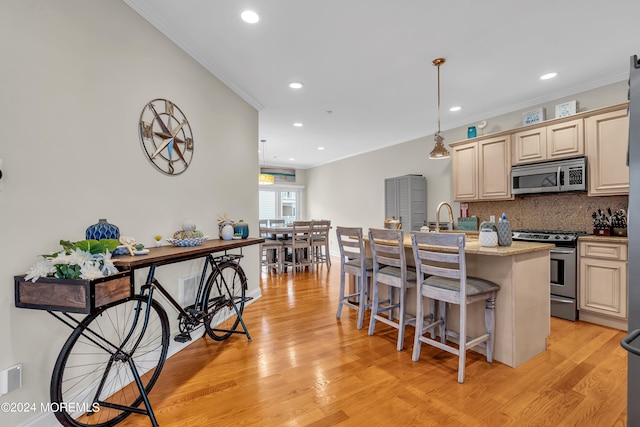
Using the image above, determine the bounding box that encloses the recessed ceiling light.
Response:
[317,146,325,150]
[289,82,303,89]
[240,10,260,24]
[293,122,303,127]
[540,72,557,80]
[449,106,462,112]
[289,158,295,161]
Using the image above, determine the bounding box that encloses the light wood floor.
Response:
[119,259,628,426]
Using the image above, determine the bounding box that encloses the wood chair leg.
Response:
[485,292,497,363]
[368,279,379,336]
[439,301,447,343]
[357,276,366,330]
[397,286,406,351]
[337,272,346,319]
[412,291,424,362]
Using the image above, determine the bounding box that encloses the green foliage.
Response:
[59,239,119,255]
[55,264,82,280]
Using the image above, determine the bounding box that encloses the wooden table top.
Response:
[113,237,264,269]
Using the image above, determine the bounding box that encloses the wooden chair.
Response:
[368,228,417,351]
[269,219,289,240]
[335,226,373,329]
[282,221,313,275]
[259,225,284,274]
[411,232,500,383]
[311,220,331,269]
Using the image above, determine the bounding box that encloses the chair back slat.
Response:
[411,232,466,288]
[336,226,365,265]
[283,221,309,248]
[369,228,405,269]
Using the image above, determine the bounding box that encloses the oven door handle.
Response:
[550,249,575,255]
[550,296,574,304]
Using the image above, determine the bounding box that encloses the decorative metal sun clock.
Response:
[138,98,194,175]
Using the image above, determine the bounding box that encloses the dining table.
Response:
[259,222,332,273]
[260,224,294,240]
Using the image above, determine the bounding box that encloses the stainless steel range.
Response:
[512,230,586,321]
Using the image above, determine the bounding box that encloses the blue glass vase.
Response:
[86,218,120,240]
[233,220,249,239]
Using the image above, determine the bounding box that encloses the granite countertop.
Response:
[578,235,628,244]
[398,235,554,257]
[461,240,555,256]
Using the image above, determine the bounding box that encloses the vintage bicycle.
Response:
[15,238,263,427]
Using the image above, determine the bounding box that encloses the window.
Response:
[259,186,304,223]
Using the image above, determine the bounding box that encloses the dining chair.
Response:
[282,221,313,275]
[335,226,373,329]
[411,232,500,383]
[259,225,284,275]
[311,220,331,269]
[368,228,417,351]
[269,219,289,240]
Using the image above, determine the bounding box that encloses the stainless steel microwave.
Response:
[511,156,587,195]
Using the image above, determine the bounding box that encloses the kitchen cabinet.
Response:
[578,239,628,330]
[452,141,478,201]
[513,118,583,165]
[452,135,512,201]
[586,107,630,196]
[384,175,426,232]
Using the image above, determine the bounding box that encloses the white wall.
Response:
[0,1,259,425]
[306,80,629,255]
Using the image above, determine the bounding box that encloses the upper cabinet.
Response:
[452,141,478,201]
[585,107,630,196]
[452,135,512,202]
[450,102,629,200]
[513,118,583,165]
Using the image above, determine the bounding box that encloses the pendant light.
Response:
[258,139,274,185]
[429,57,450,159]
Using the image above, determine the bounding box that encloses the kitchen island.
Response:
[367,235,554,368]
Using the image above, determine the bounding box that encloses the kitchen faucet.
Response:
[435,201,454,233]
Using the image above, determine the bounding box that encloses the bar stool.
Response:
[335,226,373,329]
[282,221,313,275]
[411,232,500,383]
[368,228,417,351]
[311,220,331,269]
[259,226,284,274]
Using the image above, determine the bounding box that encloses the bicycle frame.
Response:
[137,253,250,339]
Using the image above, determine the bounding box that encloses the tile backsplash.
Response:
[466,193,628,233]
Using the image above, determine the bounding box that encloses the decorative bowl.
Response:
[166,236,209,247]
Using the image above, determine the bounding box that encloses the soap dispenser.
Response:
[497,213,512,246]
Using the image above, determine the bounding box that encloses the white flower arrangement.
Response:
[24,239,120,283]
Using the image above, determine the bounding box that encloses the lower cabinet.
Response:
[578,240,628,330]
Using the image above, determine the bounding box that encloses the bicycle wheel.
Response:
[51,295,170,427]
[202,261,247,341]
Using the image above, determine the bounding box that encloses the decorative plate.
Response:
[166,236,209,247]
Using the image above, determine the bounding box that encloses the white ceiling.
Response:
[124,0,640,169]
